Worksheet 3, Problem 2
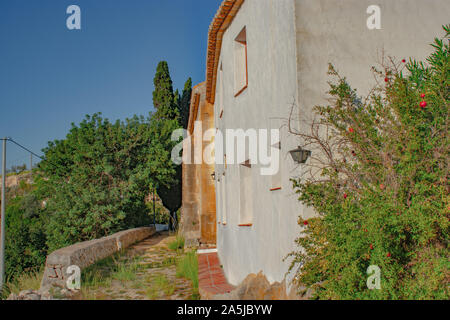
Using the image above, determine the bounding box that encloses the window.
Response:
[268,119,282,191]
[217,177,222,224]
[219,63,224,118]
[234,27,248,97]
[270,141,282,191]
[239,160,253,226]
[221,176,227,225]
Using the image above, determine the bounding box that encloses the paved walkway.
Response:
[198,252,235,298]
[80,232,198,300]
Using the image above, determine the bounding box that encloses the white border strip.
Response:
[197,248,218,254]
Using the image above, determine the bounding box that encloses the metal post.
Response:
[153,187,156,226]
[0,138,7,291]
[29,153,33,184]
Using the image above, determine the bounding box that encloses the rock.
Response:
[39,290,54,300]
[24,293,41,300]
[5,287,64,300]
[41,285,79,300]
[211,271,306,300]
[235,272,271,300]
[263,280,289,300]
[7,290,42,300]
[19,289,34,295]
[7,293,18,300]
[19,290,41,300]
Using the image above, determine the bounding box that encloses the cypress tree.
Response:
[151,61,183,230]
[174,89,181,112]
[152,61,178,120]
[179,78,192,129]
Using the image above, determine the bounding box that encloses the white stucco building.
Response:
[190,0,449,293]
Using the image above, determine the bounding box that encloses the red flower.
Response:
[420,101,427,108]
[343,193,348,199]
[402,59,406,63]
[420,93,426,98]
[303,221,308,226]
[380,184,385,190]
[370,244,374,250]
[387,253,391,257]
[348,127,354,133]
[384,77,389,83]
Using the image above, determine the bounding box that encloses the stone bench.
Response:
[40,226,156,290]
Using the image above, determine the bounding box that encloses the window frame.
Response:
[238,160,253,226]
[270,141,282,191]
[234,27,248,97]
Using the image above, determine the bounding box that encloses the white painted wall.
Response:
[214,0,301,286]
[294,0,450,127]
[214,0,450,288]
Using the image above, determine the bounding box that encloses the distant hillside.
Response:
[0,172,33,190]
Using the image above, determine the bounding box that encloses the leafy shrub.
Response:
[38,113,176,252]
[145,200,170,225]
[289,26,449,299]
[4,196,47,283]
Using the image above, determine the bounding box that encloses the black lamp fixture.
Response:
[211,171,216,181]
[289,147,311,164]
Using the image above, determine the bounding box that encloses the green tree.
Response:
[152,61,178,120]
[179,78,193,129]
[38,113,171,251]
[5,193,47,281]
[289,26,449,299]
[151,61,184,230]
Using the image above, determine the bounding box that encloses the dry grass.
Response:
[176,250,199,299]
[1,269,43,299]
[145,274,175,299]
[168,234,185,252]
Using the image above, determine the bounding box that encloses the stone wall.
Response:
[181,82,217,247]
[40,226,155,290]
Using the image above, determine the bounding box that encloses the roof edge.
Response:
[187,82,206,135]
[205,0,245,104]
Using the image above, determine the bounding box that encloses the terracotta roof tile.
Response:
[205,0,245,104]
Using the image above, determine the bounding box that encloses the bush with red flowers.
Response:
[289,26,449,299]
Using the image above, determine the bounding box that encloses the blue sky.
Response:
[0,0,222,169]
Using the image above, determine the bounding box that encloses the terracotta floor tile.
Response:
[197,252,235,297]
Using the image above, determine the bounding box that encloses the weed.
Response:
[168,235,185,252]
[176,251,198,292]
[1,268,43,299]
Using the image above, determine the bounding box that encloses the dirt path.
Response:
[79,232,198,300]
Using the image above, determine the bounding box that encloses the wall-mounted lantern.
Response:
[289,147,311,164]
[211,171,216,181]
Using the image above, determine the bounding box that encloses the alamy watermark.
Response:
[171,123,281,176]
[64,5,380,31]
[66,5,81,30]
[367,265,381,290]
[367,5,381,30]
[66,265,81,290]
